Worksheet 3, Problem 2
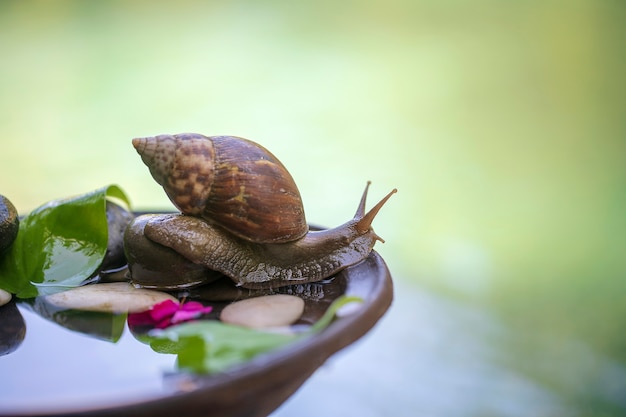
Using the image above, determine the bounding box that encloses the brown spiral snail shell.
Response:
[127,133,396,289]
[132,133,307,244]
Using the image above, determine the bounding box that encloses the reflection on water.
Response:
[0,307,175,414]
[275,280,626,417]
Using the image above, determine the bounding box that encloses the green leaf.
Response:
[309,295,364,333]
[156,321,296,374]
[0,185,130,298]
[146,295,363,374]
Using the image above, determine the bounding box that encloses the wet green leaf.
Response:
[0,185,130,298]
[148,295,363,374]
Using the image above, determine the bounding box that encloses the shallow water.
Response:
[0,306,174,414]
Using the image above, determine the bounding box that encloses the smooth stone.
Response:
[0,288,11,307]
[44,282,177,313]
[220,294,305,329]
[0,195,19,254]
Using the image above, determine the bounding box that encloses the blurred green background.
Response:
[1,0,625,415]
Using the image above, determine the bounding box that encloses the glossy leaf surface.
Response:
[0,186,130,298]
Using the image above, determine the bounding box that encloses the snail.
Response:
[127,133,396,289]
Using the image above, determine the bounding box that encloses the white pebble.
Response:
[44,282,177,313]
[0,288,11,306]
[220,294,305,329]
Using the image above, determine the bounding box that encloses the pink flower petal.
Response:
[155,318,174,329]
[127,310,153,327]
[171,303,213,324]
[127,299,213,329]
[180,301,204,311]
[170,309,202,324]
[149,300,180,322]
[181,301,213,314]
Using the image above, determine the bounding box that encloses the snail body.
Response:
[140,182,395,288]
[129,133,396,289]
[123,214,223,289]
